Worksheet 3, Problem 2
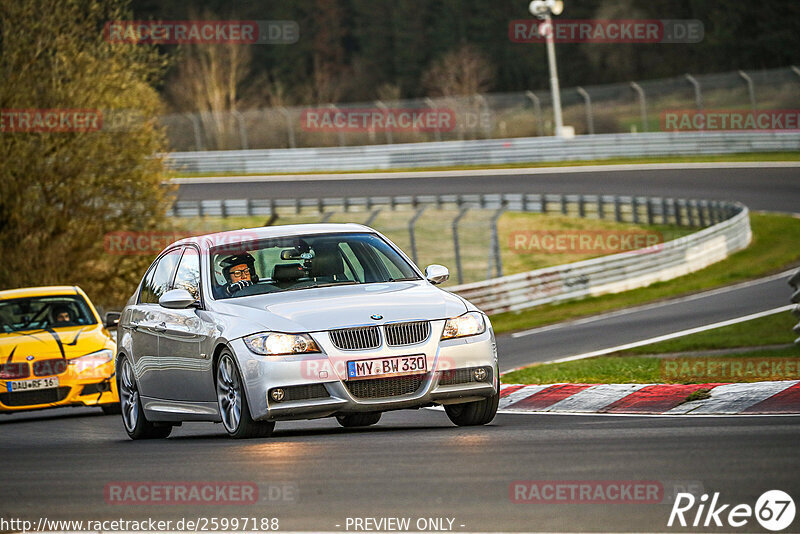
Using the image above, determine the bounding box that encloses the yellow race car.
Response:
[0,286,119,414]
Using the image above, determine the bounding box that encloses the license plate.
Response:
[6,377,59,392]
[347,355,427,380]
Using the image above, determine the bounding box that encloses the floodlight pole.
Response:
[543,13,564,138]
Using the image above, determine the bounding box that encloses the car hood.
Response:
[212,281,469,336]
[0,324,111,362]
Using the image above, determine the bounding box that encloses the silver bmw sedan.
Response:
[117,224,499,439]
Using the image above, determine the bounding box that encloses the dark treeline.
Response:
[130,0,800,107]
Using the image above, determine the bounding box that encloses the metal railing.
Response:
[164,131,800,174]
[169,193,749,312]
[791,268,800,345]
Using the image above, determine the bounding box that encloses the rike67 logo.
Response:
[669,490,795,531]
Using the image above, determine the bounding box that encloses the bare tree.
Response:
[167,39,252,149]
[422,44,494,97]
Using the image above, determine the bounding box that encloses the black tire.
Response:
[444,371,499,426]
[100,403,121,415]
[336,412,382,428]
[118,356,172,439]
[216,351,275,439]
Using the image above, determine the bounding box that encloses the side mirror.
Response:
[104,311,121,329]
[159,289,197,309]
[425,264,450,285]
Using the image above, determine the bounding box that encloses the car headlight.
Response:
[244,332,320,356]
[69,349,114,372]
[441,311,486,340]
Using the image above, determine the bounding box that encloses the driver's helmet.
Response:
[219,253,259,284]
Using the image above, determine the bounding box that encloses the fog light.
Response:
[473,368,488,382]
[270,388,285,402]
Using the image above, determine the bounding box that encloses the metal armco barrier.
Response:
[791,269,800,345]
[169,193,750,315]
[164,132,800,174]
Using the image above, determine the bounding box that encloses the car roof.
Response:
[171,223,375,250]
[0,286,83,300]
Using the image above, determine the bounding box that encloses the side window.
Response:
[139,248,182,304]
[173,248,201,300]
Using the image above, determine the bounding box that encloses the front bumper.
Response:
[232,323,498,422]
[0,361,119,413]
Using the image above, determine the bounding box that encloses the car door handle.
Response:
[153,322,167,333]
[125,321,140,331]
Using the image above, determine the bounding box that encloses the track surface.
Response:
[175,165,800,212]
[3,165,799,533]
[2,407,800,532]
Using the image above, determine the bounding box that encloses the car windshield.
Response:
[210,232,420,299]
[0,295,96,333]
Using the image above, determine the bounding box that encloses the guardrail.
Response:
[164,131,800,174]
[170,193,750,314]
[791,269,800,345]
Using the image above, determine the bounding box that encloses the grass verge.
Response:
[502,346,800,385]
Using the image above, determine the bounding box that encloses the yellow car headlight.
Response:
[69,349,114,373]
[441,311,486,340]
[244,333,320,356]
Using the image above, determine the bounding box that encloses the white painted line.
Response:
[666,380,799,415]
[169,161,800,184]
[544,383,651,412]
[511,269,797,339]
[498,384,552,409]
[546,304,795,364]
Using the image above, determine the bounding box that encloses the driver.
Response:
[219,253,260,297]
[52,305,72,324]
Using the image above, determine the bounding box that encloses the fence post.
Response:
[278,107,296,148]
[614,196,622,222]
[576,87,594,135]
[186,113,204,151]
[630,82,648,132]
[425,98,442,142]
[364,209,381,226]
[232,110,248,150]
[738,70,757,111]
[487,205,505,279]
[525,90,544,136]
[646,198,654,225]
[661,197,669,224]
[320,211,335,223]
[789,268,800,345]
[452,207,470,285]
[597,196,605,219]
[687,200,696,227]
[408,206,427,265]
[684,74,703,110]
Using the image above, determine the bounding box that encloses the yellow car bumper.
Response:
[0,361,119,413]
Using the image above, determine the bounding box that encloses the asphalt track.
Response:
[2,406,800,532]
[174,164,800,212]
[2,164,800,533]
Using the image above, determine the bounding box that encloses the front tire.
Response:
[336,412,382,427]
[444,372,499,426]
[118,356,171,439]
[216,351,274,439]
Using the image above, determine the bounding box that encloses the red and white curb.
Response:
[498,380,800,415]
